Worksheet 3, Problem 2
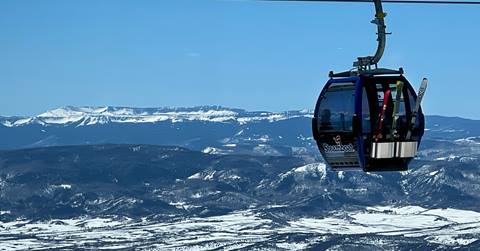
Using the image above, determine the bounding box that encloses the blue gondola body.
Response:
[312,75,425,172]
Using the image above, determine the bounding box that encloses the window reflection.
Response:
[316,83,355,132]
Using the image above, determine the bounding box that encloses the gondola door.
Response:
[312,77,363,170]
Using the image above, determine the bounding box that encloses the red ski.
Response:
[374,89,391,142]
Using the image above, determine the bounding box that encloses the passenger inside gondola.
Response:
[320,109,333,131]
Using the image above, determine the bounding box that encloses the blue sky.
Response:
[0,0,479,118]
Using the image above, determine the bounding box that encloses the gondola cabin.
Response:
[312,75,425,172]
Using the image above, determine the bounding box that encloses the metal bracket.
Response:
[329,67,404,78]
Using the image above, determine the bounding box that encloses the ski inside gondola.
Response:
[391,80,404,139]
[406,78,428,140]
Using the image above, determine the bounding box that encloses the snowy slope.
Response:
[1,206,479,250]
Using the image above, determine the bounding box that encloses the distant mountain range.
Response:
[1,106,479,157]
[0,106,316,156]
[0,106,312,127]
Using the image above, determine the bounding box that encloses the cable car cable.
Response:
[259,0,480,5]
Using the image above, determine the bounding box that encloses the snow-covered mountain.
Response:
[0,106,318,158]
[1,106,479,161]
[0,106,312,127]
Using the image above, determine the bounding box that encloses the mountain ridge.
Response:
[0,106,313,127]
[2,105,479,128]
[0,106,479,160]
